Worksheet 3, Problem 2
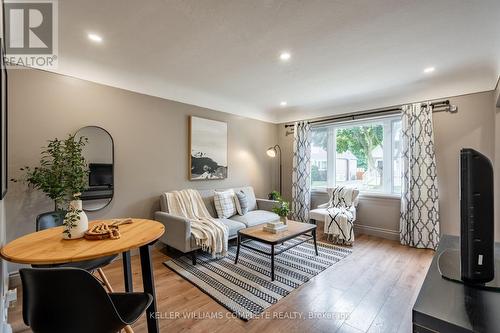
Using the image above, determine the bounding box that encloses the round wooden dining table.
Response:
[0,218,165,333]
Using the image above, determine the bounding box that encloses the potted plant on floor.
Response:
[272,198,290,224]
[13,134,89,239]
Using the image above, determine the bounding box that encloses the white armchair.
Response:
[309,187,360,245]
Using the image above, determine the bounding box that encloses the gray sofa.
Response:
[154,186,279,264]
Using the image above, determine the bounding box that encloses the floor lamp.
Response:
[266,145,282,195]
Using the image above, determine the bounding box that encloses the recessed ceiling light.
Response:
[279,52,291,61]
[280,101,287,107]
[88,33,103,43]
[424,67,435,73]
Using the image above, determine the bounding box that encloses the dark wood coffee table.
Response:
[234,220,318,281]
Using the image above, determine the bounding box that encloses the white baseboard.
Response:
[354,223,399,241]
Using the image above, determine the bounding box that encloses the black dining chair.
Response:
[35,211,67,232]
[35,211,118,290]
[20,267,152,333]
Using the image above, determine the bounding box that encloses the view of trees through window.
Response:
[311,128,328,187]
[311,116,402,194]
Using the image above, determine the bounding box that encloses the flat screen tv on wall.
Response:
[460,148,494,283]
[88,163,113,187]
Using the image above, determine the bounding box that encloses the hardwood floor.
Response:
[8,234,433,333]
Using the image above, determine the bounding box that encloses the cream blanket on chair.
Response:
[166,189,229,258]
[324,186,357,245]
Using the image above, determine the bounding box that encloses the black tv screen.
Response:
[88,163,113,187]
[460,148,494,283]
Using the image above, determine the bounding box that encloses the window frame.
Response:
[310,114,402,196]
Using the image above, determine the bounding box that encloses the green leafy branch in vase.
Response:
[63,192,82,238]
[12,134,89,211]
[62,209,81,239]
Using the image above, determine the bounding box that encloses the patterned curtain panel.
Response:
[291,121,312,222]
[400,103,440,250]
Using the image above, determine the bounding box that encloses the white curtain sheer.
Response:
[399,103,440,250]
[291,121,312,222]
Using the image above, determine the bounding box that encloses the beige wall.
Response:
[6,68,278,272]
[279,90,497,241]
[434,91,496,238]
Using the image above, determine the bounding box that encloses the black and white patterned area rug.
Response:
[163,237,352,320]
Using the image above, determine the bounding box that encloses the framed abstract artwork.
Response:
[189,116,227,180]
[0,39,7,199]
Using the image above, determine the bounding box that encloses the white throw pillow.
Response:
[214,190,237,218]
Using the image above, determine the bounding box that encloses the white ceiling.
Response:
[55,0,500,123]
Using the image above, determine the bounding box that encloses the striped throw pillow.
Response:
[234,191,249,215]
[214,190,237,218]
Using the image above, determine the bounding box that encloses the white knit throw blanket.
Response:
[165,189,228,258]
[324,186,356,245]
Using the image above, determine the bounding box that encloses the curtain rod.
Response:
[284,100,456,128]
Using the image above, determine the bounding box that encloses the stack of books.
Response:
[263,220,288,234]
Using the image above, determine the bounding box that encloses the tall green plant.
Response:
[12,134,89,210]
[63,135,89,198]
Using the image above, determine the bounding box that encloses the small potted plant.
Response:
[272,199,290,225]
[268,190,281,201]
[14,134,89,239]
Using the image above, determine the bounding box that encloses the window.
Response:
[311,115,402,195]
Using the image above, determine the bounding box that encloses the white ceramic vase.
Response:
[63,200,88,239]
